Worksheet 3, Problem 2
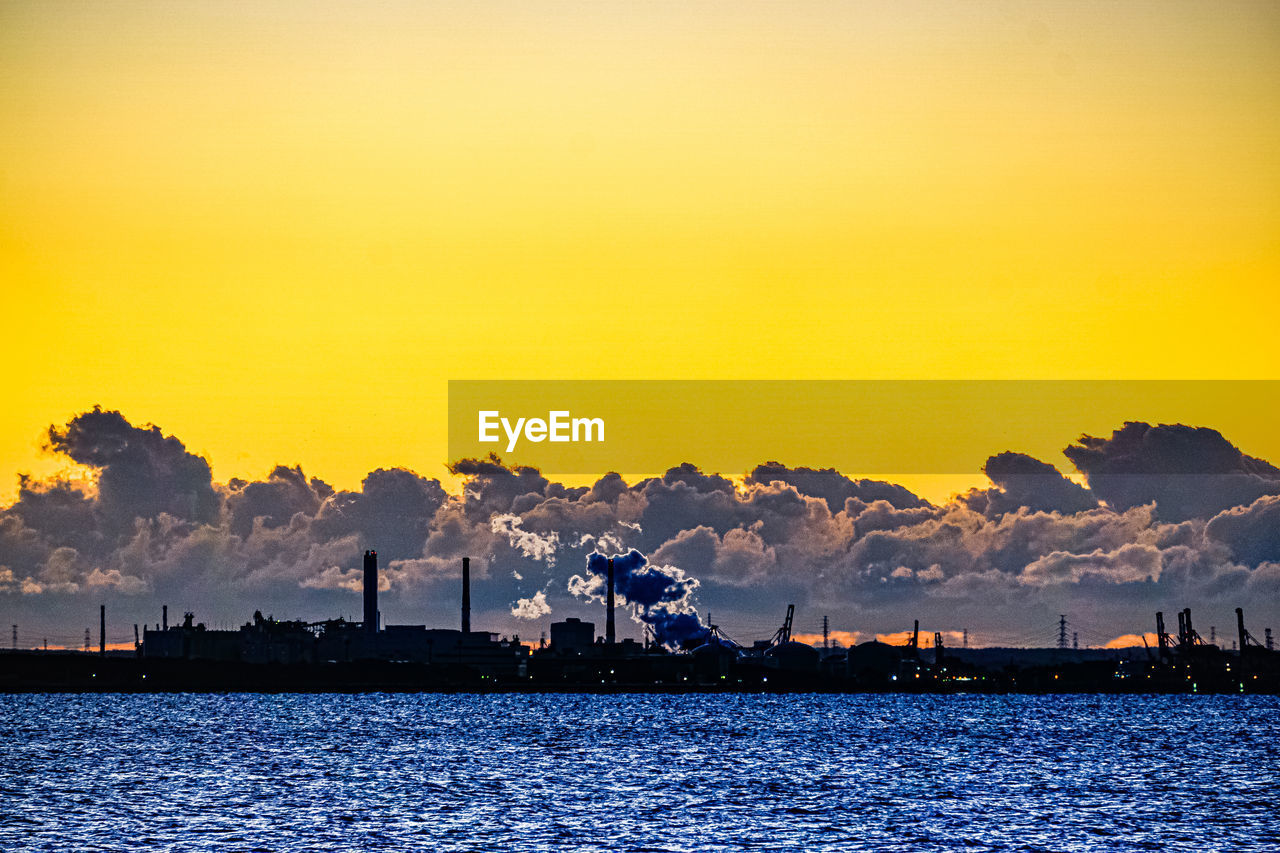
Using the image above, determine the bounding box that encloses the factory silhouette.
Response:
[2,547,1278,694]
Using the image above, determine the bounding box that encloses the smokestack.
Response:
[99,604,105,656]
[162,605,168,631]
[461,557,471,634]
[363,550,379,635]
[606,557,616,645]
[1237,607,1248,663]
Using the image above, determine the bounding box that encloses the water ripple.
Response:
[0,694,1277,851]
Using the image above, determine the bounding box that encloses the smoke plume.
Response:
[570,550,710,648]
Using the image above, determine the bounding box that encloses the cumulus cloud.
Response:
[84,567,149,595]
[301,564,390,594]
[36,546,85,594]
[964,452,1098,517]
[226,465,324,538]
[511,590,551,620]
[45,406,221,532]
[1018,544,1162,587]
[312,468,446,562]
[2,408,1279,644]
[652,525,777,586]
[1064,422,1280,521]
[746,462,927,513]
[1205,495,1280,566]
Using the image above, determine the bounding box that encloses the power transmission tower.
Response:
[1058,615,1068,650]
[962,628,969,649]
[83,628,90,652]
[10,624,15,650]
[822,615,829,650]
[1072,632,1078,650]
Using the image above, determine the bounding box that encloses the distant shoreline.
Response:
[3,650,1275,696]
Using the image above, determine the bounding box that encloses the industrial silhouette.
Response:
[1,548,1277,693]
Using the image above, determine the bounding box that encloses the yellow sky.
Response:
[1,1,1277,503]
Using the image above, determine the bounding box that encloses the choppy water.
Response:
[1,693,1277,852]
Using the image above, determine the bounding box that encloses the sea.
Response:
[1,693,1277,852]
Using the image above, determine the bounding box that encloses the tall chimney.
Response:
[606,557,616,645]
[99,604,105,655]
[1237,607,1248,664]
[461,557,471,634]
[363,550,379,635]
[162,604,168,631]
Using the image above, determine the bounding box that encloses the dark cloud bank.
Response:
[3,407,1279,646]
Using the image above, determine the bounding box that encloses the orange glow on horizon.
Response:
[875,630,967,647]
[21,642,138,653]
[792,630,863,648]
[1106,633,1159,650]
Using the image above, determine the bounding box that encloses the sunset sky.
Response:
[2,2,1279,646]
[2,1,1277,501]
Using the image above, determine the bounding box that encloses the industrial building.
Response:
[5,549,1276,693]
[142,551,530,678]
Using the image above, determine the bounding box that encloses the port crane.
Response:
[770,604,795,646]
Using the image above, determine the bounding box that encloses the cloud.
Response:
[36,546,84,594]
[651,524,777,586]
[746,462,927,514]
[1205,494,1280,566]
[7,478,102,558]
[226,465,324,538]
[3,407,1280,645]
[1063,422,1280,521]
[301,564,390,593]
[84,567,149,595]
[45,406,221,532]
[1244,561,1280,598]
[447,454,558,519]
[491,513,561,566]
[312,468,446,562]
[511,590,551,620]
[1018,543,1162,587]
[964,452,1097,517]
